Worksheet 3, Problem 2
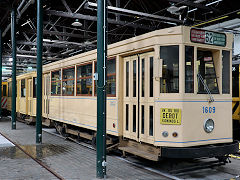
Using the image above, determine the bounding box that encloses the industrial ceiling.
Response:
[0,0,239,79]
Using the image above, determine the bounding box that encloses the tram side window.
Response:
[185,46,194,93]
[21,79,26,97]
[77,63,92,95]
[232,64,239,97]
[106,58,116,96]
[160,46,179,93]
[222,50,230,94]
[8,83,12,97]
[51,70,61,95]
[197,50,219,94]
[62,67,75,96]
[33,77,37,98]
[3,85,7,96]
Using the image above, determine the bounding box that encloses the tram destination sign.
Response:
[190,28,226,47]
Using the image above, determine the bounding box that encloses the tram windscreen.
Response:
[197,50,219,94]
[232,64,239,97]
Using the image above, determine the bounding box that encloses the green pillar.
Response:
[36,0,43,143]
[0,28,2,117]
[96,0,107,178]
[11,8,16,130]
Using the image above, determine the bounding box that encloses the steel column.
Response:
[11,8,17,130]
[36,0,43,143]
[96,0,107,178]
[0,28,2,117]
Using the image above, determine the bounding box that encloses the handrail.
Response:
[197,73,214,102]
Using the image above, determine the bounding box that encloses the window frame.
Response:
[76,62,93,96]
[94,57,117,97]
[62,66,75,96]
[21,79,26,97]
[51,69,62,96]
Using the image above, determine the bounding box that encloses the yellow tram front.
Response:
[122,26,238,159]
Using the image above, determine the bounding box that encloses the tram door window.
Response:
[2,85,7,96]
[197,50,219,94]
[160,46,179,93]
[123,52,155,143]
[21,79,26,97]
[232,64,239,97]
[185,46,194,93]
[8,82,12,97]
[222,50,230,94]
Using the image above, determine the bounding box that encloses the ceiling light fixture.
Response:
[71,19,82,27]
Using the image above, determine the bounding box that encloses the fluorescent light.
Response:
[206,0,222,6]
[188,8,197,13]
[9,58,13,61]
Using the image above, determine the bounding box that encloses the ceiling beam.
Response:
[168,0,219,12]
[45,10,154,30]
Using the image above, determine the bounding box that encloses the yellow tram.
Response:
[7,26,239,160]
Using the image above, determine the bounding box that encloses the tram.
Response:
[1,81,8,114]
[7,26,239,161]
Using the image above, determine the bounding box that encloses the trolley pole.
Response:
[96,0,107,178]
[36,0,43,144]
[11,8,17,130]
[0,28,2,117]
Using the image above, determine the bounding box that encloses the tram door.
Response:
[123,52,155,143]
[27,79,32,116]
[43,74,50,118]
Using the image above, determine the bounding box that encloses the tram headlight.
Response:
[204,119,214,133]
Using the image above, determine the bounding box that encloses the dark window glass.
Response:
[106,58,116,96]
[33,77,37,98]
[51,70,61,95]
[185,46,194,93]
[8,82,12,97]
[141,105,144,134]
[3,85,7,96]
[21,79,26,97]
[126,104,129,131]
[160,46,179,93]
[62,67,75,95]
[232,64,239,97]
[126,62,129,97]
[222,50,230,94]
[95,58,116,96]
[149,106,153,136]
[133,60,136,97]
[150,57,154,97]
[197,50,219,94]
[77,64,92,95]
[142,59,145,97]
[133,105,136,132]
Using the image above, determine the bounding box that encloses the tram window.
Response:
[149,106,153,136]
[95,58,116,96]
[185,46,194,93]
[150,57,154,97]
[3,85,7,96]
[142,59,145,97]
[133,105,136,132]
[232,64,239,97]
[222,50,230,94]
[141,105,144,134]
[126,61,129,97]
[106,58,116,96]
[133,60,137,97]
[126,104,129,131]
[21,79,26,97]
[77,63,92,95]
[62,67,75,96]
[160,46,179,93]
[8,83,12,97]
[51,70,61,95]
[33,77,37,98]
[197,50,219,94]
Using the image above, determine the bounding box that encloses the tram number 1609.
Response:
[202,106,215,114]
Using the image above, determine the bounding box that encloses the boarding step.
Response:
[119,140,160,161]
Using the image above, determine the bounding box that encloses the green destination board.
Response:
[190,28,226,47]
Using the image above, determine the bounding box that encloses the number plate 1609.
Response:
[202,106,215,113]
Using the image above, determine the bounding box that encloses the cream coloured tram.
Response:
[11,26,239,161]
